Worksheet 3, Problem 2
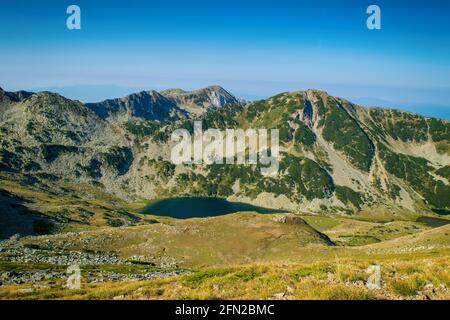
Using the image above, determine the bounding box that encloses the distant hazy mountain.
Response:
[0,86,449,223]
[29,85,145,103]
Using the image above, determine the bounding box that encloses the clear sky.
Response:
[1,0,449,118]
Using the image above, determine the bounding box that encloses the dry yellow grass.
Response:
[1,252,449,300]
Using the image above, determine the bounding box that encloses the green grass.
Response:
[301,216,341,232]
[390,276,428,297]
[290,265,335,280]
[335,235,380,246]
[182,268,233,287]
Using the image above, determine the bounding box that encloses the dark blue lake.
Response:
[141,197,286,219]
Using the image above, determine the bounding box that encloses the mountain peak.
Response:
[194,85,233,96]
[161,85,240,114]
[204,85,227,91]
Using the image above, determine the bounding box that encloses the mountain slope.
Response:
[86,90,188,122]
[0,92,135,200]
[0,87,449,224]
[141,89,448,217]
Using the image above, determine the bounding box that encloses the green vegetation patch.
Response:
[172,152,334,202]
[148,158,176,179]
[335,186,364,209]
[390,275,428,297]
[279,154,335,200]
[428,118,450,142]
[41,144,79,162]
[378,143,450,209]
[320,98,374,171]
[290,265,336,280]
[124,120,165,141]
[182,268,233,287]
[336,235,380,246]
[100,146,133,176]
[241,93,305,144]
[435,165,450,179]
[294,120,316,147]
[370,109,430,142]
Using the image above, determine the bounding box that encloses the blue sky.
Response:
[0,0,449,118]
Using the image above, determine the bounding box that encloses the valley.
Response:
[0,85,449,299]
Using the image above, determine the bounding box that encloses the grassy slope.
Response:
[2,249,450,300]
[2,204,450,300]
[302,215,433,245]
[0,177,153,232]
[17,212,334,267]
[366,224,450,252]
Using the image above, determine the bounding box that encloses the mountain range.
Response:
[0,85,449,235]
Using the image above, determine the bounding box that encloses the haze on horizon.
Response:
[1,0,449,119]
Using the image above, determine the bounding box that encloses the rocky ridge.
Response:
[0,85,448,228]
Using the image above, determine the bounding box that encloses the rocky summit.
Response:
[160,85,241,114]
